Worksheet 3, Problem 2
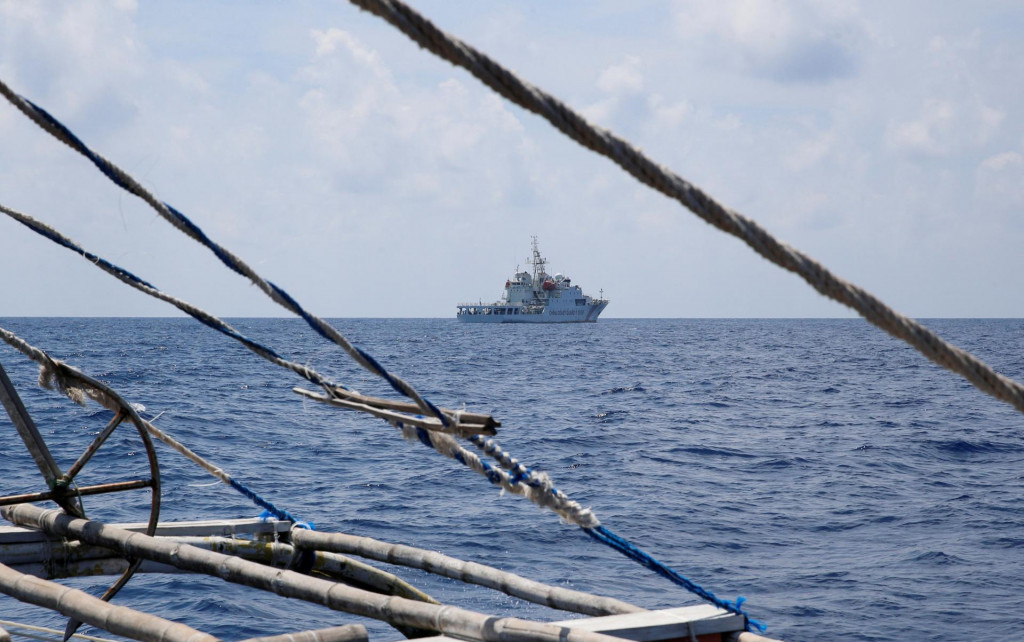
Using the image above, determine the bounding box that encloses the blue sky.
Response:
[2,0,1022,317]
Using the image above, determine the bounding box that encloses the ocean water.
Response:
[0,317,1022,641]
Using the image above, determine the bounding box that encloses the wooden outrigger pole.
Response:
[2,504,628,642]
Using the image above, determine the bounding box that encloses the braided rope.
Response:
[400,423,764,630]
[0,201,492,436]
[2,203,577,520]
[469,435,541,487]
[0,203,325,386]
[398,423,598,528]
[0,79,450,429]
[344,0,1024,416]
[585,526,763,632]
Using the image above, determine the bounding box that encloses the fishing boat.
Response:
[456,238,609,323]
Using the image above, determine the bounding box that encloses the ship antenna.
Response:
[530,235,546,282]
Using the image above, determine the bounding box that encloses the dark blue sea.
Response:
[0,318,1022,641]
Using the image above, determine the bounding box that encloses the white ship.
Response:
[457,238,609,323]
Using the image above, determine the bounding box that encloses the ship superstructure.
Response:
[457,238,609,323]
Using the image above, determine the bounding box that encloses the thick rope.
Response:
[400,423,763,631]
[0,204,323,387]
[0,202,489,438]
[343,0,1024,417]
[0,203,583,524]
[585,526,763,632]
[0,79,451,429]
[398,423,598,528]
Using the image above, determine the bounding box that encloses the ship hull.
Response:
[457,301,608,323]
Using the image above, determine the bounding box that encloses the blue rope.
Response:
[468,434,543,488]
[585,525,765,633]
[227,477,308,526]
[412,427,764,632]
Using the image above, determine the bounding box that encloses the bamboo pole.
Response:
[167,537,439,604]
[289,528,643,617]
[239,624,368,642]
[0,619,119,642]
[3,505,627,642]
[2,536,436,603]
[293,388,495,437]
[0,561,216,642]
[324,385,500,429]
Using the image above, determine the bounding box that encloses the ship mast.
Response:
[529,235,547,283]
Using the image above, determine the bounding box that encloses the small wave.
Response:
[811,521,865,533]
[756,457,810,469]
[981,536,1024,549]
[931,439,1022,455]
[791,605,829,617]
[602,383,645,394]
[871,514,899,524]
[908,550,964,565]
[671,445,758,459]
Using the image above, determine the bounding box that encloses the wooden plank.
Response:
[551,605,745,639]
[293,388,496,437]
[412,606,747,642]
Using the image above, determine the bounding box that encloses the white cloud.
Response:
[597,56,644,94]
[975,151,1024,213]
[670,0,866,83]
[786,131,837,171]
[647,94,694,130]
[887,98,1005,156]
[1,1,142,112]
[980,151,1023,172]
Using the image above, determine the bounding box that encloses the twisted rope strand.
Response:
[0,201,492,435]
[397,423,599,528]
[0,78,452,429]
[585,526,764,632]
[345,0,1024,416]
[399,424,763,631]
